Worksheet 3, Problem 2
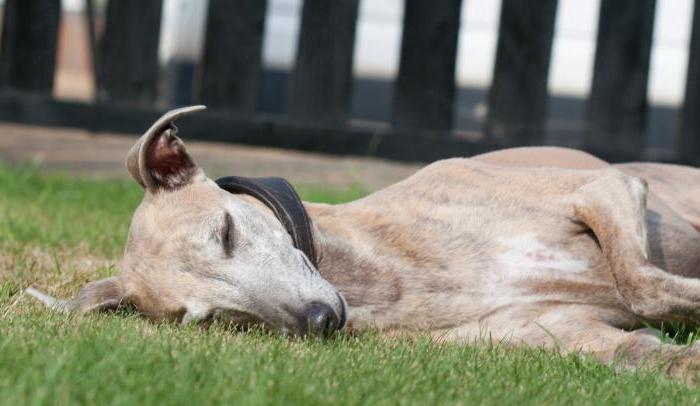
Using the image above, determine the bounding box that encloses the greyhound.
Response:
[26,106,700,380]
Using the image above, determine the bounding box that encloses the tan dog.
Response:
[27,106,700,380]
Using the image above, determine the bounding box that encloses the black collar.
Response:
[215,176,318,267]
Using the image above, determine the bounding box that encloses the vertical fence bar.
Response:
[485,0,558,145]
[99,0,163,105]
[286,0,360,125]
[198,0,267,113]
[584,0,656,158]
[0,0,61,93]
[85,0,101,102]
[391,0,463,132]
[679,0,700,165]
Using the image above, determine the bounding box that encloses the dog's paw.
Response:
[665,344,700,385]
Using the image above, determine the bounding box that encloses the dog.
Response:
[26,106,700,380]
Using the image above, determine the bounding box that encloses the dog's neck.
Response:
[305,202,402,329]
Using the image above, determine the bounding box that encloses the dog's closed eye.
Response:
[221,212,234,257]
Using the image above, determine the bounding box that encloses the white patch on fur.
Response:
[497,234,588,274]
[478,234,590,312]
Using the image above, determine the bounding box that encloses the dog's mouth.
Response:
[206,308,276,333]
[211,294,347,337]
[336,291,348,331]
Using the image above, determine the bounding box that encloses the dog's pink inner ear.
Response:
[144,128,197,190]
[126,105,206,190]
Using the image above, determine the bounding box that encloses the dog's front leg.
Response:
[610,328,700,383]
[571,168,700,324]
[565,322,700,383]
[434,308,700,383]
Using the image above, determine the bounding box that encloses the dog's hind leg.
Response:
[571,168,700,324]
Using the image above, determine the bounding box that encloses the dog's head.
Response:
[29,106,346,336]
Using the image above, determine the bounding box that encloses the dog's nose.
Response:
[303,302,340,337]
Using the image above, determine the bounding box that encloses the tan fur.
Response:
[25,111,700,382]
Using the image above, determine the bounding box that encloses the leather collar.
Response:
[215,176,318,267]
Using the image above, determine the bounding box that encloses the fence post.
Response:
[678,0,700,165]
[391,0,463,132]
[584,0,656,158]
[286,0,359,125]
[0,0,61,93]
[485,0,558,145]
[99,0,163,105]
[198,0,267,113]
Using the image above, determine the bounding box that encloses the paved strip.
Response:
[0,123,421,191]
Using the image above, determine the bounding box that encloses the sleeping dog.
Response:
[28,106,700,381]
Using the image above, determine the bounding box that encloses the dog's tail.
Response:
[25,287,76,312]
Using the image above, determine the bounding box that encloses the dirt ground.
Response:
[0,123,422,191]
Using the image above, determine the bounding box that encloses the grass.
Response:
[1,163,699,404]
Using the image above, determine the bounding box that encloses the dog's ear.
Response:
[126,105,206,191]
[76,277,128,313]
[26,276,127,313]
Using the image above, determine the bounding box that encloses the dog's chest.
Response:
[495,234,589,275]
[459,233,601,315]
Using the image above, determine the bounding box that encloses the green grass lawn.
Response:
[1,163,699,404]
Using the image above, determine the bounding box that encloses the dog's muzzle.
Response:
[216,175,348,336]
[303,302,340,337]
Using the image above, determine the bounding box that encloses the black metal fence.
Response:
[0,0,698,164]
